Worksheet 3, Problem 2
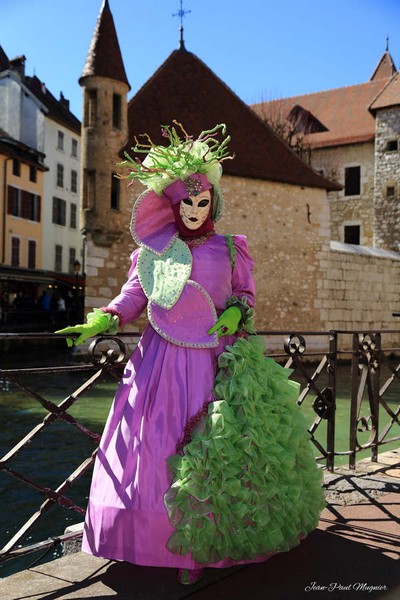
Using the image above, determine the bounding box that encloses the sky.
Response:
[1,0,400,119]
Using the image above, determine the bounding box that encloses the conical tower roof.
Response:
[370,51,396,81]
[124,48,339,191]
[79,0,130,89]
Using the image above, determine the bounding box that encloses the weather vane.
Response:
[173,0,191,49]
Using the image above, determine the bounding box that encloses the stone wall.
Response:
[218,176,329,331]
[311,143,375,246]
[84,175,400,341]
[84,174,331,333]
[373,106,400,251]
[317,241,400,338]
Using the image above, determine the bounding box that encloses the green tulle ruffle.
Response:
[164,336,325,564]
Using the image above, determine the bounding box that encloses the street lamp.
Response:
[73,260,81,290]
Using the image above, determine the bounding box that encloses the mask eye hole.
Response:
[182,198,193,206]
[198,199,210,208]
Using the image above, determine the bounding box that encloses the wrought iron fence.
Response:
[0,329,399,572]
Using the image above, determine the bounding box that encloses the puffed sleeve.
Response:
[101,249,148,327]
[226,235,256,333]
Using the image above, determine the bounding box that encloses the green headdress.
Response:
[118,121,234,198]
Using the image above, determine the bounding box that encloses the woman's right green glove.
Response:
[55,308,119,347]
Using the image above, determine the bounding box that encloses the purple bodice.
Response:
[107,234,255,343]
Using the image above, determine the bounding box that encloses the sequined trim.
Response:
[184,176,205,196]
[147,280,219,349]
[181,230,215,249]
[130,189,179,256]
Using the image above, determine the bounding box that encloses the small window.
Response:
[71,139,78,157]
[52,197,66,226]
[344,166,361,196]
[55,245,63,272]
[27,193,41,222]
[29,165,37,183]
[113,93,121,129]
[69,248,76,273]
[387,186,395,197]
[71,170,78,193]
[57,131,64,150]
[57,163,64,187]
[12,159,21,176]
[70,203,77,229]
[84,89,97,127]
[83,169,96,210]
[11,236,20,266]
[7,186,21,216]
[386,140,398,152]
[28,240,36,269]
[111,174,120,210]
[344,225,360,245]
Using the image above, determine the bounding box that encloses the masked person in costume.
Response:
[57,123,325,585]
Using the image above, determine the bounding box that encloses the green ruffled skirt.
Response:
[164,336,325,564]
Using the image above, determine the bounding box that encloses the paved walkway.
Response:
[1,451,400,600]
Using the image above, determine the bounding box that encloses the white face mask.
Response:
[179,190,211,230]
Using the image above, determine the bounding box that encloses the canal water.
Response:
[1,341,399,578]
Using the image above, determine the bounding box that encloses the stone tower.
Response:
[369,53,400,251]
[79,0,132,311]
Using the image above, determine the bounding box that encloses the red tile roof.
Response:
[370,72,400,111]
[252,52,399,150]
[25,76,81,134]
[79,0,130,90]
[124,49,339,191]
[252,79,389,149]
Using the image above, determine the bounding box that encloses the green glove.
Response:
[208,306,242,337]
[55,309,119,347]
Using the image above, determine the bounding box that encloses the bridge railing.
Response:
[0,330,399,572]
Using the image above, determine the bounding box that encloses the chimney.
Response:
[9,55,26,78]
[59,91,70,111]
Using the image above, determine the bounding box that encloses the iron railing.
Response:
[0,329,399,572]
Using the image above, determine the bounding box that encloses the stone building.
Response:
[79,1,400,336]
[79,0,340,332]
[252,50,400,251]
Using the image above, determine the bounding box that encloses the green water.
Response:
[0,358,399,578]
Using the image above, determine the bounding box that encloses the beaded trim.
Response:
[184,176,205,196]
[130,189,179,256]
[147,280,219,348]
[181,230,215,250]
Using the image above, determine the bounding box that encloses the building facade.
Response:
[78,1,400,338]
[24,76,82,275]
[252,51,400,251]
[78,0,339,333]
[0,48,83,329]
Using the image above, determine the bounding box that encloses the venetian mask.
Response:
[179,190,212,230]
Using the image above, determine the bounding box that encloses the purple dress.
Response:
[82,233,259,568]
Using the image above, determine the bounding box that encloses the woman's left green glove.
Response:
[208,306,242,337]
[55,309,119,347]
